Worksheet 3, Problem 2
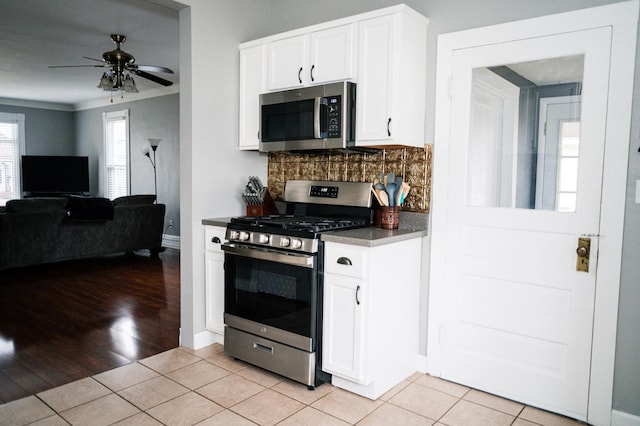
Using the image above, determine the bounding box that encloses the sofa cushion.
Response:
[113,194,156,206]
[65,196,114,221]
[5,197,68,213]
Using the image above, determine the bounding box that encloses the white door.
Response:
[432,28,610,420]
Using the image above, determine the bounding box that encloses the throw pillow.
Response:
[5,197,68,213]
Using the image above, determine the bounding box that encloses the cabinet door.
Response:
[267,35,307,90]
[239,45,265,150]
[356,14,397,144]
[322,274,369,383]
[204,226,226,334]
[309,24,355,85]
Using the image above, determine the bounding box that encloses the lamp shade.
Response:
[123,74,139,93]
[97,73,114,90]
[148,138,162,150]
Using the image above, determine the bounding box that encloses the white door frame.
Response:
[427,2,638,425]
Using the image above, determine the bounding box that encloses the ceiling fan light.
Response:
[97,73,113,90]
[123,74,139,93]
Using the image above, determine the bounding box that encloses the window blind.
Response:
[0,113,24,204]
[103,110,129,199]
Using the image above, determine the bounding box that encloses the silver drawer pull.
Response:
[253,342,274,355]
[337,257,352,266]
[356,285,361,305]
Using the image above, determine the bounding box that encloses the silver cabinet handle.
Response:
[356,285,361,305]
[387,117,392,136]
[212,236,221,244]
[310,64,315,82]
[337,257,352,265]
[298,67,303,84]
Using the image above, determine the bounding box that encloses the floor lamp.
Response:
[144,138,162,203]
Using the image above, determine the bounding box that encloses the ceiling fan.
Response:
[49,34,174,92]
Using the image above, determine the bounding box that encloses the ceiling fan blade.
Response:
[131,69,173,86]
[83,56,106,63]
[129,64,174,74]
[48,64,108,68]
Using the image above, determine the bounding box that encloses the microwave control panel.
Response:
[326,95,342,138]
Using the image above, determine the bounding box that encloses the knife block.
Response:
[246,189,279,217]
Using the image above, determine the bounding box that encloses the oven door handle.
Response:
[222,243,315,269]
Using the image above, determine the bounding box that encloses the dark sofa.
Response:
[0,195,165,270]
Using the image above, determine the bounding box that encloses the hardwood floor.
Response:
[0,249,180,405]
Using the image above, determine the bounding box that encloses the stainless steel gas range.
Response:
[221,180,374,389]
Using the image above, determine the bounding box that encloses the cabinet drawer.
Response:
[205,226,226,253]
[324,243,367,278]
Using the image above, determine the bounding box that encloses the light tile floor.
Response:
[0,343,586,426]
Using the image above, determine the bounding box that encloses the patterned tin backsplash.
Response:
[267,145,432,213]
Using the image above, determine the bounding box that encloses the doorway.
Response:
[427,2,637,425]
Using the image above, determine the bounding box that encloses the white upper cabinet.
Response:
[239,5,428,149]
[239,45,265,150]
[308,24,355,85]
[267,24,356,91]
[267,35,307,90]
[356,10,428,147]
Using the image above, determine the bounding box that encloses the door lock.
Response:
[576,237,591,272]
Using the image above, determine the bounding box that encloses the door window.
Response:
[467,55,584,211]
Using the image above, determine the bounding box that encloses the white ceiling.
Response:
[0,0,180,109]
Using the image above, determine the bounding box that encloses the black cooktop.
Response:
[230,214,368,233]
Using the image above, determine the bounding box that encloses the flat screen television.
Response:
[21,155,90,195]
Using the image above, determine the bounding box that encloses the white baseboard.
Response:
[612,410,640,426]
[190,330,223,350]
[162,234,180,250]
[416,354,427,374]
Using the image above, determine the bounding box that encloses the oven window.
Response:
[225,254,317,337]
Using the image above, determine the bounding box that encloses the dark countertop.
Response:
[202,215,428,247]
[202,217,231,227]
[321,226,427,247]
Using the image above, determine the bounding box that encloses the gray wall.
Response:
[0,104,75,156]
[266,0,639,417]
[74,93,180,236]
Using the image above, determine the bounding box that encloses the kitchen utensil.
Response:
[378,189,389,206]
[374,182,386,191]
[371,187,384,205]
[399,182,410,204]
[386,182,397,207]
[395,176,403,205]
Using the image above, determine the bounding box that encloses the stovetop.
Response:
[230,214,368,233]
[225,180,374,253]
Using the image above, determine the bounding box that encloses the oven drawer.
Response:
[224,326,316,386]
[205,226,226,253]
[324,243,368,278]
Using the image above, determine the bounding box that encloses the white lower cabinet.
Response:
[204,225,226,336]
[322,238,422,399]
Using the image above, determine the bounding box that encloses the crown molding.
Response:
[0,97,75,112]
[1,84,180,112]
[73,84,180,111]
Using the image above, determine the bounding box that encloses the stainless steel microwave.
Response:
[259,81,356,152]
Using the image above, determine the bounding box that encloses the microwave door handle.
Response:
[314,97,328,139]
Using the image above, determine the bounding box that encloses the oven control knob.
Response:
[291,239,303,249]
[239,231,250,241]
[229,230,239,240]
[280,237,291,247]
[258,234,270,244]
